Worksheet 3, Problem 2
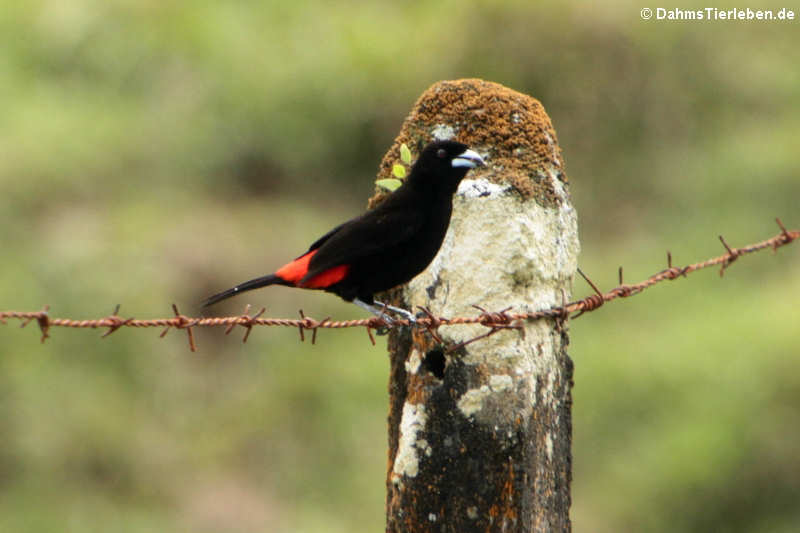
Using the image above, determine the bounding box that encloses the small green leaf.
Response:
[392,164,407,178]
[376,178,403,191]
[400,143,412,164]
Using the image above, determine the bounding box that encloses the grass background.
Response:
[1,1,798,531]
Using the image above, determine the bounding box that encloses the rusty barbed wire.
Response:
[1,219,797,351]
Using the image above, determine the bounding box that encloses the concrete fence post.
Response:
[374,79,580,533]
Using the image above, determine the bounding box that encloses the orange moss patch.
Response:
[370,79,568,209]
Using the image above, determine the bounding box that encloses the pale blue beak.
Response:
[452,149,486,169]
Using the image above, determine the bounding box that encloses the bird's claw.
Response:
[355,298,418,329]
[389,308,417,325]
[378,302,416,324]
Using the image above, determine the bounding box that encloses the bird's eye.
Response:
[437,148,447,158]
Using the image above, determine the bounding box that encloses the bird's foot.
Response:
[375,302,418,324]
[354,298,417,329]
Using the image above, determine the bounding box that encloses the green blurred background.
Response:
[1,1,798,531]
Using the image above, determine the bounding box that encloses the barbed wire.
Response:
[1,218,797,352]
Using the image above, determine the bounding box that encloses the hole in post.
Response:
[422,348,446,379]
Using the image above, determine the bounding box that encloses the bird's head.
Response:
[410,140,486,192]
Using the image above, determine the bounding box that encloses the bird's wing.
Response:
[301,195,424,282]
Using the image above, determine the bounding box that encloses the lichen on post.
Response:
[373,79,579,532]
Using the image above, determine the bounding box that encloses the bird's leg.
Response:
[353,298,416,325]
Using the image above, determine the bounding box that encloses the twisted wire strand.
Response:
[2,220,797,351]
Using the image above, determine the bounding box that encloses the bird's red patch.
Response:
[275,251,316,283]
[275,250,349,288]
[301,264,349,288]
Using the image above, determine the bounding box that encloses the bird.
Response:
[202,140,486,322]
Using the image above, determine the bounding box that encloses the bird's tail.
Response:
[202,274,285,307]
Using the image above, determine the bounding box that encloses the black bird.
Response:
[203,140,485,320]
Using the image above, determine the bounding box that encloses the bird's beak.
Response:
[452,148,486,169]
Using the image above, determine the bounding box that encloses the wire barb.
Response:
[416,306,445,344]
[35,305,50,343]
[573,268,604,318]
[662,250,688,280]
[297,310,308,342]
[168,303,198,352]
[775,217,792,249]
[226,305,266,343]
[101,304,134,339]
[365,326,377,346]
[718,235,739,276]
